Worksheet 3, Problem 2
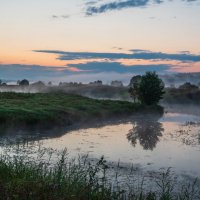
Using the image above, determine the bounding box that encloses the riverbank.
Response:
[1,84,200,105]
[0,92,162,130]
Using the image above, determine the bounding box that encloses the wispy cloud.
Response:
[52,15,70,19]
[0,63,171,82]
[0,64,79,80]
[86,0,151,15]
[67,61,171,73]
[85,0,198,15]
[85,0,102,6]
[33,49,200,62]
[1,60,199,82]
[31,49,200,75]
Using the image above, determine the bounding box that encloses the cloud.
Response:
[85,0,102,6]
[34,49,200,62]
[86,0,151,15]
[1,60,199,83]
[52,15,59,18]
[85,0,198,15]
[68,61,171,73]
[0,64,72,80]
[61,15,70,19]
[0,63,170,83]
[112,46,124,50]
[32,49,200,75]
[2,49,198,82]
[52,15,70,19]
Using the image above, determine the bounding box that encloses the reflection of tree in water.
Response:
[127,115,164,150]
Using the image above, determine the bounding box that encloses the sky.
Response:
[0,0,200,83]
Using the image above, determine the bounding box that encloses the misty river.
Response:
[0,104,200,183]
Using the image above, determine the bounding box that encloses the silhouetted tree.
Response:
[19,79,29,86]
[128,75,141,103]
[111,80,123,87]
[129,75,142,88]
[89,80,103,86]
[138,72,165,105]
[32,81,45,87]
[179,82,198,90]
[48,81,52,86]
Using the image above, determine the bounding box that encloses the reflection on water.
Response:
[127,115,164,150]
[0,111,200,180]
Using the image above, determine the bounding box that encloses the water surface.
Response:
[1,108,200,180]
[32,112,200,178]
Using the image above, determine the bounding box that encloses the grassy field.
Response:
[0,92,147,128]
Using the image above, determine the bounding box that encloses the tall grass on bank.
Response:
[0,148,199,200]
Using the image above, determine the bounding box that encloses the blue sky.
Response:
[0,0,200,82]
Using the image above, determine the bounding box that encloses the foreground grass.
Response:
[0,149,199,200]
[0,92,161,128]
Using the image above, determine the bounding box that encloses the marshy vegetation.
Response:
[0,147,200,200]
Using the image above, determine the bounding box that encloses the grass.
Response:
[0,92,161,129]
[0,148,199,200]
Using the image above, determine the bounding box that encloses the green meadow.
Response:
[0,92,145,128]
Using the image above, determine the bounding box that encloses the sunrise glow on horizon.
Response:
[1,0,200,81]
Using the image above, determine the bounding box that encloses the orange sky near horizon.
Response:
[1,50,200,73]
[1,0,200,78]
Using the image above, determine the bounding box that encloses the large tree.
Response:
[128,75,141,103]
[138,72,165,105]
